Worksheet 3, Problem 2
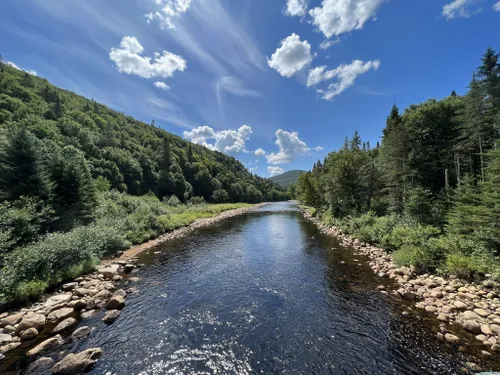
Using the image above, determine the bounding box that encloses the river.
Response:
[30,202,485,374]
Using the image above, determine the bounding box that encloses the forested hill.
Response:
[270,170,305,187]
[0,61,286,203]
[296,47,500,278]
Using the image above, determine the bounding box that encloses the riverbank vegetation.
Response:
[0,59,285,307]
[296,48,500,280]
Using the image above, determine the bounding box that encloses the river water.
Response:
[29,202,489,374]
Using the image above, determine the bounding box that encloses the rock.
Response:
[436,332,444,341]
[81,310,98,319]
[73,288,89,297]
[27,335,64,357]
[489,324,500,335]
[62,282,77,291]
[123,264,135,273]
[0,333,13,345]
[47,307,74,323]
[402,311,410,317]
[52,348,103,374]
[2,325,15,334]
[425,306,437,313]
[52,317,77,333]
[16,313,46,333]
[87,290,112,310]
[453,301,469,311]
[397,289,416,300]
[474,308,490,317]
[128,277,140,283]
[102,310,120,324]
[0,342,21,354]
[462,310,482,321]
[437,313,448,322]
[98,264,119,279]
[126,287,138,294]
[45,294,73,308]
[112,275,123,282]
[481,324,493,336]
[476,334,488,342]
[113,289,127,298]
[26,357,53,373]
[466,362,482,372]
[72,326,92,340]
[491,344,500,352]
[0,312,25,328]
[444,333,460,344]
[68,299,86,311]
[430,291,443,299]
[463,320,482,334]
[105,295,125,310]
[20,328,38,341]
[0,313,7,319]
[481,350,492,357]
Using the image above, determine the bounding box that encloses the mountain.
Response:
[0,62,287,203]
[270,170,306,187]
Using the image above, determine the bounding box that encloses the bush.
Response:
[165,195,181,207]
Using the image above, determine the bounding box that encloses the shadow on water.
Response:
[17,202,500,374]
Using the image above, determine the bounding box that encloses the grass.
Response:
[0,192,251,308]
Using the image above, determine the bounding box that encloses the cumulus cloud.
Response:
[442,0,482,19]
[266,129,310,164]
[183,125,253,154]
[495,1,500,11]
[109,36,186,81]
[268,33,313,78]
[309,0,384,38]
[307,59,381,100]
[268,166,285,177]
[145,0,192,29]
[285,0,308,16]
[154,81,170,90]
[255,148,266,157]
[7,61,37,76]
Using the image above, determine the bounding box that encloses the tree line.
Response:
[295,47,500,278]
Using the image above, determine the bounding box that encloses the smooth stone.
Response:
[0,342,21,354]
[102,310,120,324]
[490,324,500,335]
[481,324,493,336]
[27,335,64,357]
[2,325,15,334]
[72,326,92,340]
[474,308,490,317]
[491,344,500,352]
[462,310,482,321]
[437,313,448,322]
[105,296,125,310]
[52,317,78,334]
[113,289,127,298]
[20,327,38,341]
[425,306,437,313]
[463,320,482,334]
[81,310,98,319]
[26,357,54,373]
[0,333,13,345]
[52,348,103,374]
[0,312,25,328]
[44,294,73,308]
[17,313,46,333]
[444,333,460,344]
[47,307,74,323]
[453,301,468,310]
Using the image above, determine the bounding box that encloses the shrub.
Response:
[165,195,181,207]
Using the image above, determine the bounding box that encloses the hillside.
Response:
[270,170,305,187]
[0,62,286,203]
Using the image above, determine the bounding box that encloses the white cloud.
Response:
[216,76,261,98]
[268,166,285,177]
[319,39,339,50]
[145,0,192,30]
[109,36,186,80]
[268,33,313,78]
[255,148,266,157]
[154,81,170,90]
[314,146,324,151]
[183,125,253,154]
[266,129,310,164]
[309,0,384,38]
[495,1,500,11]
[307,59,381,100]
[285,0,308,16]
[442,0,482,19]
[7,61,37,76]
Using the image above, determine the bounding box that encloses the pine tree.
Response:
[54,95,63,118]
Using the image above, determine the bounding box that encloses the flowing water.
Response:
[22,202,497,374]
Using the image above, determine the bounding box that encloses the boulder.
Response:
[67,299,86,310]
[462,310,482,321]
[72,326,92,340]
[489,324,500,335]
[20,328,38,341]
[0,312,25,328]
[444,333,460,344]
[27,335,64,357]
[81,310,98,319]
[52,317,77,334]
[123,264,135,273]
[0,342,21,354]
[102,310,120,324]
[87,290,112,310]
[44,294,73,308]
[62,282,78,291]
[105,295,125,310]
[0,333,13,345]
[463,320,482,334]
[113,289,127,298]
[98,264,119,279]
[47,307,74,323]
[73,288,90,297]
[2,325,15,334]
[17,313,46,333]
[26,357,53,374]
[52,348,103,374]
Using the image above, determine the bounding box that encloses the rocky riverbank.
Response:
[0,203,265,374]
[302,209,500,365]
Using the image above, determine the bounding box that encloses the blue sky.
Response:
[1,0,499,177]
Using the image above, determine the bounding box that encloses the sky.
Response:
[1,0,499,177]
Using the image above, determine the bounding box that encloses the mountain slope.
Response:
[0,62,286,203]
[270,170,306,187]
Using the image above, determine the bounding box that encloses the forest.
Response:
[296,47,500,279]
[0,59,286,306]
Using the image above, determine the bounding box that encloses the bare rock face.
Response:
[102,310,120,324]
[52,348,103,374]
[26,335,64,357]
[20,327,39,341]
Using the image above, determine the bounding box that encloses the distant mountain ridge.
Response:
[269,170,306,187]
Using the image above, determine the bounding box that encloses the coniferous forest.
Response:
[0,59,287,306]
[296,48,500,279]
